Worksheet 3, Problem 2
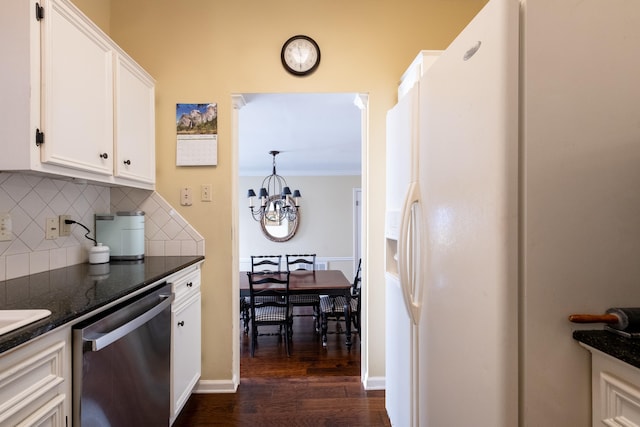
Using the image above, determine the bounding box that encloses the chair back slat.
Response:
[285,254,316,271]
[251,255,282,272]
[246,272,291,306]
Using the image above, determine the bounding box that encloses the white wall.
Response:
[521,1,640,425]
[239,175,360,278]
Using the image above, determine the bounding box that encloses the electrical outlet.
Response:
[45,218,59,240]
[201,184,212,202]
[180,187,193,206]
[59,215,71,237]
[0,213,12,241]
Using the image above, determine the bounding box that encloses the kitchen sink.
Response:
[0,310,52,336]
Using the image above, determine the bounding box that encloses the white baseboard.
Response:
[362,374,386,391]
[194,373,382,392]
[193,377,239,393]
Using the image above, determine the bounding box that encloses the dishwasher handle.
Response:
[86,293,174,352]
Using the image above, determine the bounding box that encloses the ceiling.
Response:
[238,93,362,176]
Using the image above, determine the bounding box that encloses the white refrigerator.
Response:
[385,0,640,425]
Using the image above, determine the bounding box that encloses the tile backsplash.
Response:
[111,186,205,259]
[0,172,204,281]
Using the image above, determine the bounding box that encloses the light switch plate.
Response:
[180,187,193,206]
[201,184,212,202]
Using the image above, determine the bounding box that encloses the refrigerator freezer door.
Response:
[385,81,419,241]
[386,68,424,325]
[418,0,519,425]
[385,78,421,427]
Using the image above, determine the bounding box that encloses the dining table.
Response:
[239,270,354,349]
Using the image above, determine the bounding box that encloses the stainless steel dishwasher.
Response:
[73,283,174,426]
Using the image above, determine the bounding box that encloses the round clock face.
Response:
[281,35,321,76]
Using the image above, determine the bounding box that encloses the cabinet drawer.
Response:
[169,266,201,304]
[10,394,65,427]
[588,345,640,427]
[599,371,640,426]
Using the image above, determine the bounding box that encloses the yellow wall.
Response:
[73,0,110,31]
[75,0,486,382]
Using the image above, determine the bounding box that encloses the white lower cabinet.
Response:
[0,327,71,427]
[0,262,203,426]
[168,264,202,425]
[172,293,202,422]
[584,345,640,427]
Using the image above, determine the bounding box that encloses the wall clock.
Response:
[281,35,321,76]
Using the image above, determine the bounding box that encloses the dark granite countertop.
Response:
[574,330,640,370]
[0,255,204,354]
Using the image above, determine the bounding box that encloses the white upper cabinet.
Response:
[41,0,114,176]
[0,0,155,190]
[114,55,156,185]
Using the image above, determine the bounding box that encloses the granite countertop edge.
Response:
[0,255,204,355]
[573,329,640,370]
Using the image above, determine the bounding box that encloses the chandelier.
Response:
[247,150,301,222]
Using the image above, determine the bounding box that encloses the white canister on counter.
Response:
[89,243,110,264]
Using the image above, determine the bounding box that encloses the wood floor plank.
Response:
[174,308,391,426]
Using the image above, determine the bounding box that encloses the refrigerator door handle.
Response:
[398,180,424,326]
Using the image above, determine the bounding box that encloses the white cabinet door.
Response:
[40,0,113,176]
[586,346,640,427]
[0,327,71,427]
[171,292,202,424]
[114,54,156,185]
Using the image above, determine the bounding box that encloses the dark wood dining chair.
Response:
[319,259,362,345]
[286,254,320,331]
[246,271,292,357]
[241,255,283,333]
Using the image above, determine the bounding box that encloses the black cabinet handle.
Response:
[123,159,131,165]
[178,321,185,327]
[187,282,193,287]
[99,153,109,159]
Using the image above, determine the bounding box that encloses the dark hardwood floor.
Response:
[173,308,391,426]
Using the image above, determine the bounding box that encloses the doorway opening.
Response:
[232,92,368,383]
